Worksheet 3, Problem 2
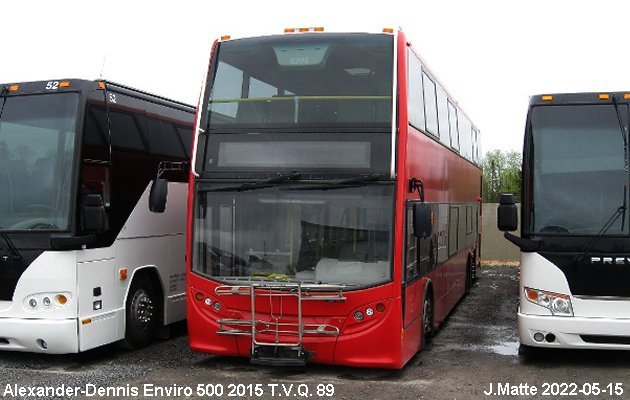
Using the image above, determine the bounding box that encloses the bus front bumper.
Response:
[519,312,630,350]
[0,317,79,354]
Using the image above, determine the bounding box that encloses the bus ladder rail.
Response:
[214,283,346,365]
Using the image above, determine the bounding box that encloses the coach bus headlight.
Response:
[524,287,573,316]
[23,292,72,311]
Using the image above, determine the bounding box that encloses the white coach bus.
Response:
[499,91,630,351]
[0,79,194,353]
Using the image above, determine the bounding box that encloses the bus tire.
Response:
[421,290,434,348]
[465,257,473,293]
[120,277,159,349]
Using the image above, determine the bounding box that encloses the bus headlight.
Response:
[524,287,573,316]
[24,292,72,311]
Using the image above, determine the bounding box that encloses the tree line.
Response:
[482,149,521,203]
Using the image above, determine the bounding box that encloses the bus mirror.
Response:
[82,194,106,232]
[413,203,432,238]
[497,193,518,232]
[149,179,168,213]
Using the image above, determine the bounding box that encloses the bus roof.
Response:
[1,79,194,111]
[530,91,630,106]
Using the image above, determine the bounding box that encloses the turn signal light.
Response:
[119,268,128,280]
[56,294,68,305]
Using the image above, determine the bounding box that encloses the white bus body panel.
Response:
[518,252,630,349]
[0,182,187,354]
[0,251,79,353]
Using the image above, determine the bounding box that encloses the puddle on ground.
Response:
[486,341,520,356]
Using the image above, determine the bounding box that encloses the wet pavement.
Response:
[1,266,630,400]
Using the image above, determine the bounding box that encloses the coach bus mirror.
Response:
[149,179,168,213]
[413,203,432,238]
[497,193,518,232]
[82,194,107,232]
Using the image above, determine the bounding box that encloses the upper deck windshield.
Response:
[192,183,394,288]
[529,104,629,236]
[207,33,394,130]
[0,92,78,231]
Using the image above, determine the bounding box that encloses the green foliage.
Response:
[482,150,521,202]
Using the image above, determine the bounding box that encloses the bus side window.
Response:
[144,102,189,159]
[422,72,439,137]
[437,86,450,147]
[82,97,111,205]
[405,206,419,282]
[177,126,192,158]
[448,206,459,256]
[448,102,459,151]
[407,50,425,131]
[81,94,112,236]
[109,111,146,153]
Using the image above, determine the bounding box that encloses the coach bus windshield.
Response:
[0,93,78,231]
[529,104,629,235]
[192,184,394,287]
[207,33,394,130]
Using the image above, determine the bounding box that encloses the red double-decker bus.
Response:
[185,28,482,368]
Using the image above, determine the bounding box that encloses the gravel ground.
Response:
[1,266,630,400]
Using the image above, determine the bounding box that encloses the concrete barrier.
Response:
[481,203,520,262]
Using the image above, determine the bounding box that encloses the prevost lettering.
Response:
[590,257,630,265]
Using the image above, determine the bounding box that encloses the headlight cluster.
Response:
[524,287,573,316]
[24,292,71,311]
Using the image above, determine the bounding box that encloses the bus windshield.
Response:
[192,184,394,287]
[207,33,394,130]
[0,93,78,231]
[529,104,629,235]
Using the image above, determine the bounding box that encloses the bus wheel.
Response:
[421,292,434,348]
[465,257,473,293]
[121,279,158,349]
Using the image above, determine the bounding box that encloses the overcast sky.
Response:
[4,0,629,153]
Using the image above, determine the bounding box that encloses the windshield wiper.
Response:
[203,171,302,192]
[612,94,629,172]
[574,185,628,263]
[0,85,8,120]
[0,233,21,260]
[285,173,384,191]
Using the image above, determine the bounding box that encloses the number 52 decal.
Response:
[45,81,59,90]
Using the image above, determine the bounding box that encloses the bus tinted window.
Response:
[408,51,425,130]
[177,126,192,157]
[458,114,472,160]
[422,72,439,137]
[145,118,184,158]
[208,33,394,129]
[448,102,459,150]
[110,112,145,152]
[437,85,450,146]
